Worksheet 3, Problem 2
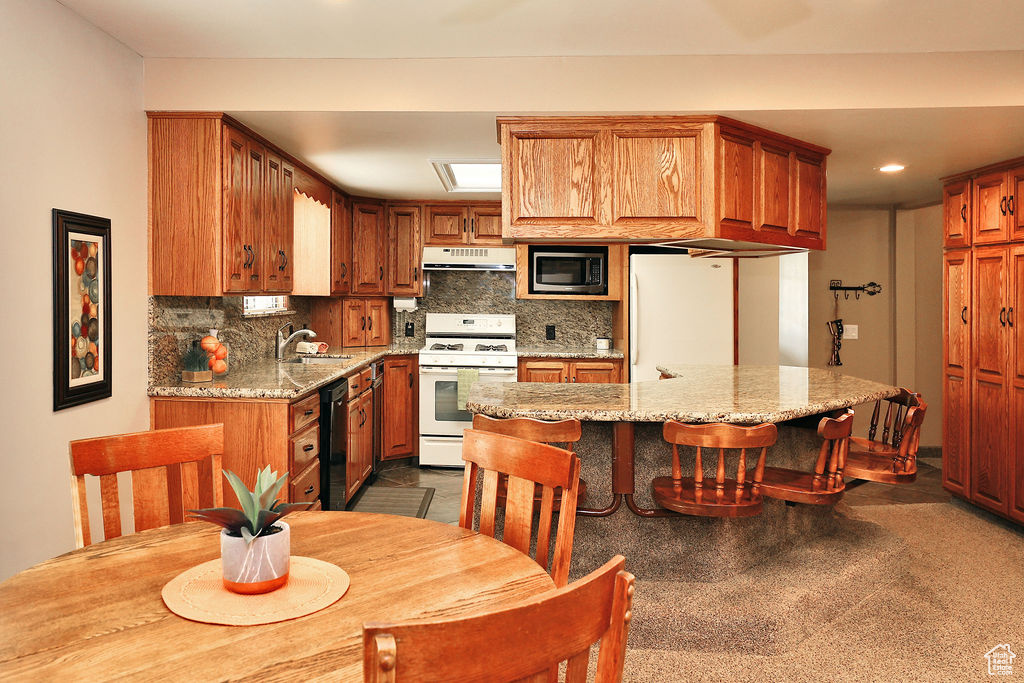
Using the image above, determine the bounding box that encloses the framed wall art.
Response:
[53,209,112,411]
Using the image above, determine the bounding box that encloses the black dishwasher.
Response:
[319,377,349,511]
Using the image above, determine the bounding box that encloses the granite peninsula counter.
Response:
[467,364,901,593]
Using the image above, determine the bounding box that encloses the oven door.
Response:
[418,365,517,437]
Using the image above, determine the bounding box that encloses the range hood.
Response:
[421,246,516,271]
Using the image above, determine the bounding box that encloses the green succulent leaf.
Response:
[190,467,308,539]
[240,526,255,545]
[187,507,249,534]
[223,469,259,532]
[257,473,288,512]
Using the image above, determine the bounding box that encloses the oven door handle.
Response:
[418,367,517,377]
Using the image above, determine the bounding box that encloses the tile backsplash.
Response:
[391,270,613,348]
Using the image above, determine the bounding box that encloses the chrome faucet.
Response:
[276,323,316,361]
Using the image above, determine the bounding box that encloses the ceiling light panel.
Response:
[432,160,501,192]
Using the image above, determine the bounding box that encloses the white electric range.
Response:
[418,313,517,467]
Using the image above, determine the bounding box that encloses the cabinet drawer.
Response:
[290,460,320,505]
[290,423,319,473]
[290,393,320,434]
[348,367,373,399]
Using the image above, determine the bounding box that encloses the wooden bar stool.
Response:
[471,414,585,510]
[852,389,921,453]
[652,422,777,518]
[754,410,854,505]
[846,402,927,484]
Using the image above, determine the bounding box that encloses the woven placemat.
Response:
[162,556,350,626]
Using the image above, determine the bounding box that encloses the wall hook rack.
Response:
[829,279,882,301]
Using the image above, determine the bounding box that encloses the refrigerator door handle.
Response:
[630,270,639,366]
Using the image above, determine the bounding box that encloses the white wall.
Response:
[0,0,147,580]
[738,253,808,367]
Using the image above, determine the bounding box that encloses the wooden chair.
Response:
[471,414,585,509]
[845,402,928,484]
[68,424,224,548]
[363,554,635,683]
[460,428,581,587]
[851,389,921,454]
[652,422,777,518]
[753,410,854,505]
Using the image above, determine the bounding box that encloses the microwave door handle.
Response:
[630,270,638,366]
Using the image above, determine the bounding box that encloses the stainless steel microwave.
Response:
[529,246,608,295]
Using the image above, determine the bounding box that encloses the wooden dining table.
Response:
[0,511,556,681]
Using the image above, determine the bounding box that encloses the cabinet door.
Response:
[972,170,1009,245]
[346,399,363,502]
[222,126,255,293]
[571,360,621,383]
[331,191,352,296]
[425,204,468,245]
[943,249,971,374]
[366,299,391,346]
[755,143,792,236]
[504,128,603,235]
[360,391,374,481]
[970,246,1009,514]
[1011,166,1024,242]
[342,299,366,347]
[388,204,422,296]
[792,154,825,241]
[263,152,293,292]
[383,357,417,460]
[243,141,266,292]
[352,201,386,295]
[469,203,503,245]
[943,372,971,498]
[1012,245,1024,384]
[610,128,703,233]
[1011,384,1024,523]
[717,131,756,236]
[942,180,971,248]
[518,360,568,383]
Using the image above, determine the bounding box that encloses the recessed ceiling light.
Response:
[879,164,906,173]
[432,160,501,192]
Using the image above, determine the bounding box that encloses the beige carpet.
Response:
[621,499,1024,682]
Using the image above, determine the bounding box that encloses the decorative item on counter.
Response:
[296,341,331,354]
[188,466,307,595]
[595,337,611,351]
[200,329,229,376]
[181,340,213,383]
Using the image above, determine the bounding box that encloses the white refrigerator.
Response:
[629,253,735,381]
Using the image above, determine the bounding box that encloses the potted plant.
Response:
[189,466,307,594]
[181,340,212,383]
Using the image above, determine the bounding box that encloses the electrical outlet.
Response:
[845,324,859,340]
[404,321,415,337]
[546,324,556,340]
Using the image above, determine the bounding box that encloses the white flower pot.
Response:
[220,522,290,594]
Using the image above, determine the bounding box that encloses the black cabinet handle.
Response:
[379,266,384,281]
[304,485,314,495]
[304,409,314,416]
[1009,307,1015,327]
[463,218,467,234]
[409,372,413,388]
[961,306,967,324]
[351,382,359,390]
[414,268,418,282]
[278,249,287,271]
[1000,197,1007,216]
[340,263,347,278]
[961,205,967,223]
[242,245,251,268]
[1010,195,1016,216]
[303,444,315,452]
[368,316,373,331]
[361,316,366,330]
[1000,307,1007,326]
[471,218,475,235]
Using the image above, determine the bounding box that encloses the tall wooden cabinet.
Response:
[942,155,1024,525]
[387,204,422,296]
[331,191,352,296]
[352,200,387,295]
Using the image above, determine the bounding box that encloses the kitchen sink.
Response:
[284,356,353,364]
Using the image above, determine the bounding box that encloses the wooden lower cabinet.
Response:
[517,358,623,383]
[151,395,320,508]
[382,356,417,461]
[347,387,373,502]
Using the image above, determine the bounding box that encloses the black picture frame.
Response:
[53,209,112,411]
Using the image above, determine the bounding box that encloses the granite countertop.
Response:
[515,346,625,359]
[466,364,900,423]
[148,343,422,400]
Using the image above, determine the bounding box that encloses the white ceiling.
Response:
[233,108,1024,206]
[56,0,1024,58]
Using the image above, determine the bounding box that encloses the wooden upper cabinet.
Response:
[342,299,366,347]
[331,191,352,296]
[388,204,422,296]
[366,298,391,346]
[973,247,1009,378]
[351,201,386,295]
[498,116,829,249]
[973,170,1009,245]
[610,127,704,235]
[943,249,971,375]
[1010,165,1024,242]
[263,152,293,293]
[222,125,253,293]
[943,180,971,248]
[468,204,503,244]
[424,204,467,245]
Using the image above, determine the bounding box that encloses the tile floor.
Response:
[371,465,465,525]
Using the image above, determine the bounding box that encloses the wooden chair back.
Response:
[460,428,581,587]
[894,403,928,473]
[68,424,224,548]
[866,389,921,448]
[363,555,635,683]
[813,410,854,491]
[662,421,777,502]
[471,414,582,450]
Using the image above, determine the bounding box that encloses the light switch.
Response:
[845,324,859,340]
